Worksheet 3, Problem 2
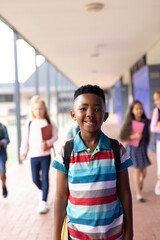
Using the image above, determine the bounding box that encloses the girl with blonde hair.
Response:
[20,96,58,213]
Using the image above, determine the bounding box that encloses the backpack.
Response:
[63,138,120,174]
[0,124,5,140]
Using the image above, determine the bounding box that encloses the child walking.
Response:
[52,85,133,240]
[150,90,160,195]
[20,96,58,213]
[120,100,151,202]
[0,122,10,198]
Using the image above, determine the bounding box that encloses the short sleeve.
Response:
[117,143,133,172]
[52,145,67,174]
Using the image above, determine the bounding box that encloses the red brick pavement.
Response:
[0,115,159,240]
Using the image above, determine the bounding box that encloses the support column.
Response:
[13,32,22,164]
[35,51,39,95]
[46,61,50,113]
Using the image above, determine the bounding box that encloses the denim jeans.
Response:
[31,155,51,201]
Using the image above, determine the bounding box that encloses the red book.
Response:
[41,124,52,141]
[128,120,145,147]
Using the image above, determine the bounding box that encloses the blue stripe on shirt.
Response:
[118,158,133,172]
[68,208,123,226]
[69,165,115,177]
[67,201,123,220]
[68,172,116,183]
[52,160,67,174]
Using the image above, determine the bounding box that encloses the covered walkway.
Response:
[0,115,160,240]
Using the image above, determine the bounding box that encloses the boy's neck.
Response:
[80,130,101,152]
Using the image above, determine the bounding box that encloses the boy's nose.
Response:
[86,108,94,116]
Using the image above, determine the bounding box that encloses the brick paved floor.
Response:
[0,115,159,240]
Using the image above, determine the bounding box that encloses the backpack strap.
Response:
[158,108,160,121]
[46,118,51,124]
[63,139,74,173]
[109,138,120,167]
[0,124,5,140]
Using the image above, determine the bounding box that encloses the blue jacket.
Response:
[0,123,10,162]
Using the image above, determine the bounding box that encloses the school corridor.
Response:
[0,115,160,240]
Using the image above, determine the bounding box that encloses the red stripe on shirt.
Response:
[70,152,114,163]
[119,143,123,150]
[68,225,123,240]
[68,227,93,240]
[68,193,117,205]
[107,225,124,240]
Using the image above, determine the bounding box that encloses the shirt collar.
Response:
[74,131,111,153]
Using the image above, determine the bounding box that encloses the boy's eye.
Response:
[80,108,86,111]
[95,108,102,112]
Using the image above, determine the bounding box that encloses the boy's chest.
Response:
[68,150,117,183]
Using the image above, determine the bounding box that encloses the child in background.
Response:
[67,124,80,140]
[0,122,10,198]
[52,85,133,240]
[20,96,58,213]
[150,90,160,195]
[120,100,151,202]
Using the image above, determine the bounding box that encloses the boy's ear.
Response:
[103,112,109,122]
[70,110,76,121]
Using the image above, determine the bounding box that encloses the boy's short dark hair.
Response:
[74,84,105,103]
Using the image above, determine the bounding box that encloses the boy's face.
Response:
[70,93,108,134]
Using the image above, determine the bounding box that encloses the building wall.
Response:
[122,70,133,104]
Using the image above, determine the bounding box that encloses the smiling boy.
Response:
[52,85,133,240]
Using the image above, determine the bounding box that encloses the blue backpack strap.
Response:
[109,138,120,167]
[63,139,74,174]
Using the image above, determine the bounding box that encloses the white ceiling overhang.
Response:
[0,0,160,89]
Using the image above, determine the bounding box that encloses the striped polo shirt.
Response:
[52,131,132,240]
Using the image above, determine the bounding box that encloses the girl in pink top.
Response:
[20,96,58,213]
[151,90,160,195]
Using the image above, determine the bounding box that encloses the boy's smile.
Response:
[71,93,108,135]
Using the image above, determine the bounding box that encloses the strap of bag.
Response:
[158,108,160,121]
[63,139,74,173]
[63,138,120,174]
[109,138,120,166]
